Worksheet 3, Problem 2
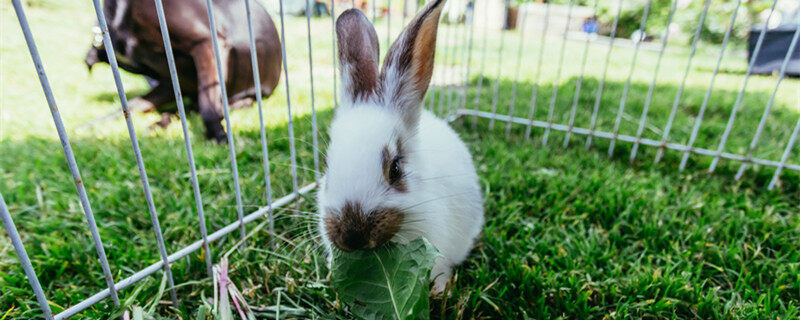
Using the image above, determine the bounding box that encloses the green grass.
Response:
[1,1,799,319]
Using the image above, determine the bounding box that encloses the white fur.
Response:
[322,3,483,294]
[318,103,484,293]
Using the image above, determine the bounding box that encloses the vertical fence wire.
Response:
[332,0,339,109]
[706,0,778,172]
[90,0,178,307]
[244,0,277,243]
[203,0,247,245]
[445,20,462,118]
[487,0,511,129]
[463,0,477,126]
[655,0,712,163]
[428,1,442,113]
[10,0,120,307]
[446,10,468,118]
[585,0,622,149]
[607,0,652,156]
[402,0,408,25]
[372,0,378,23]
[504,1,529,138]
[1,192,53,320]
[437,20,453,117]
[471,4,490,129]
[278,0,302,208]
[387,0,393,51]
[769,105,800,190]
[444,16,461,119]
[734,25,800,179]
[628,0,678,162]
[151,0,213,278]
[524,1,550,140]
[563,0,598,147]
[305,0,322,181]
[541,0,575,145]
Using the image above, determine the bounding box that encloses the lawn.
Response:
[1,1,799,319]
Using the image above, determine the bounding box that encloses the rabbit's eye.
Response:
[388,157,403,185]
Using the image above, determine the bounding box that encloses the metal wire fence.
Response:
[3,0,799,318]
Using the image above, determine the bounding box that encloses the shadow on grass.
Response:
[90,88,149,104]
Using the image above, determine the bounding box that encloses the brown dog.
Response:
[85,0,282,142]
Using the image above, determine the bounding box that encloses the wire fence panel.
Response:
[4,0,800,318]
[150,0,214,279]
[203,0,248,246]
[10,0,121,308]
[90,0,179,307]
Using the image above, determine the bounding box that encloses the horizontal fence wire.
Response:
[462,109,800,174]
[53,183,317,320]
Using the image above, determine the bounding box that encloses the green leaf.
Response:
[332,238,440,320]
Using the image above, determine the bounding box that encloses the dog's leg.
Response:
[190,41,228,143]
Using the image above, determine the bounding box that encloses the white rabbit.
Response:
[317,0,484,294]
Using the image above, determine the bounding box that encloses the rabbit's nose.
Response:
[340,228,370,251]
[323,201,404,252]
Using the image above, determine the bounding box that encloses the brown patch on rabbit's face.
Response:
[324,201,403,252]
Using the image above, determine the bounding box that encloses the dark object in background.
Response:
[748,25,800,76]
[85,0,282,142]
[312,0,330,17]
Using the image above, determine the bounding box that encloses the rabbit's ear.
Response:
[379,0,445,128]
[336,9,381,105]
